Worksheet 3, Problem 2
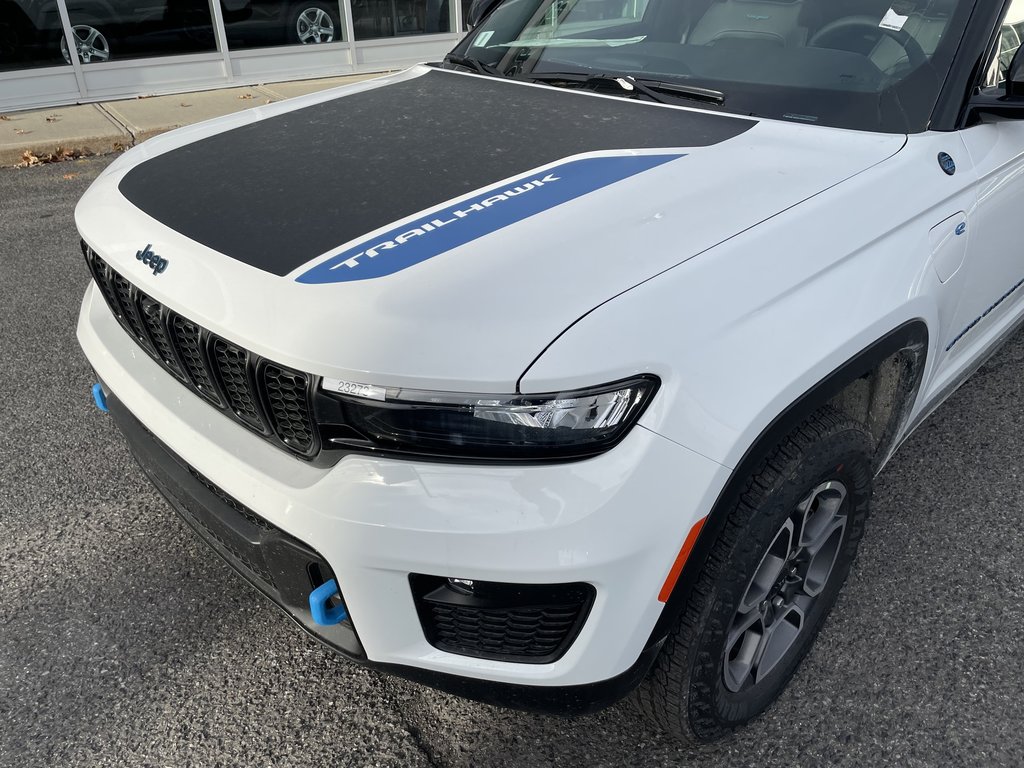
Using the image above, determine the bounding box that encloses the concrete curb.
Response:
[0,104,130,168]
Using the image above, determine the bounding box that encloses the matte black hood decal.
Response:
[118,69,755,277]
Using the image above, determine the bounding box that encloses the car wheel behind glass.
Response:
[289,2,341,44]
[60,23,110,64]
[635,408,873,741]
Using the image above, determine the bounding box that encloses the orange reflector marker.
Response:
[657,516,707,603]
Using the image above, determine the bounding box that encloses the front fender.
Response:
[517,133,969,470]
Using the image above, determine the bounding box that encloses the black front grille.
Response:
[410,576,595,664]
[85,245,318,458]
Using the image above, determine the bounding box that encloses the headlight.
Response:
[317,375,659,461]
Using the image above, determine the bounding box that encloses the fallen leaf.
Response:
[0,115,10,121]
[16,145,92,167]
[45,114,61,123]
[63,173,79,180]
[264,99,273,105]
[237,93,254,100]
[15,129,31,135]
[180,102,192,107]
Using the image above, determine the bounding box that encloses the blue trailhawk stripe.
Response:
[297,154,683,284]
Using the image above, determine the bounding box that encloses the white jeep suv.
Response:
[76,0,1024,741]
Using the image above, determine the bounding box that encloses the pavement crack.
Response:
[383,677,446,768]
[95,103,137,148]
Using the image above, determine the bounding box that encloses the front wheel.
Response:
[636,408,873,741]
[289,2,341,44]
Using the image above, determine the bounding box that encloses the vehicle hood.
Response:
[76,66,906,392]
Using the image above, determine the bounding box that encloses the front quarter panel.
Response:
[519,130,978,471]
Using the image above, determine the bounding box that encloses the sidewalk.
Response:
[0,73,385,168]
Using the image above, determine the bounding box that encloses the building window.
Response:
[1,1,72,71]
[352,0,453,39]
[63,2,218,64]
[225,1,346,52]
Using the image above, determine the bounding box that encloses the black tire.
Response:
[636,408,873,741]
[288,2,342,44]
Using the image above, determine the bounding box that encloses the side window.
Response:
[999,26,1020,72]
[986,0,1024,87]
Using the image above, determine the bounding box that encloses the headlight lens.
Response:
[317,375,659,460]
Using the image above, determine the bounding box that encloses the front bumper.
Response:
[77,281,729,710]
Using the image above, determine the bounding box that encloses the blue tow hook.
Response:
[309,579,348,626]
[92,383,109,413]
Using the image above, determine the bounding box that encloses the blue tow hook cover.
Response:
[309,579,348,626]
[92,383,109,413]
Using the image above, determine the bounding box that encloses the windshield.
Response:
[449,0,978,133]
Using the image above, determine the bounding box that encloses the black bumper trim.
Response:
[108,393,364,659]
[107,391,662,715]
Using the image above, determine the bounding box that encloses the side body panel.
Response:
[930,118,1024,382]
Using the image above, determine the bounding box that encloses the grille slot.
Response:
[187,465,275,532]
[89,259,124,323]
[85,246,319,458]
[110,272,153,352]
[212,340,267,432]
[138,295,185,380]
[263,364,315,453]
[170,315,223,407]
[430,604,581,659]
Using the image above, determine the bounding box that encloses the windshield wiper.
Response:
[443,53,501,77]
[633,78,725,105]
[530,72,725,105]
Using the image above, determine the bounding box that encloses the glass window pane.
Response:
[65,0,218,64]
[1,1,72,71]
[226,1,345,51]
[353,0,452,40]
[987,0,1024,86]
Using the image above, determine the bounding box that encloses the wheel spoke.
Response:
[724,607,764,692]
[753,605,804,683]
[802,519,845,596]
[740,518,793,612]
[798,481,847,549]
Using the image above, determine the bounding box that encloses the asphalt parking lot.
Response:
[1,156,1023,768]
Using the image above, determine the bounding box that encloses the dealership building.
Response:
[0,0,468,112]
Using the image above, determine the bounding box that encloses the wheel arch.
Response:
[645,318,929,654]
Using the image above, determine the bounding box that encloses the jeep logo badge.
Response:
[136,244,168,275]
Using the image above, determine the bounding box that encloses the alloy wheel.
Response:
[296,8,336,44]
[723,480,848,692]
[61,25,110,64]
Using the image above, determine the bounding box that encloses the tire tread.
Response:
[635,407,872,741]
